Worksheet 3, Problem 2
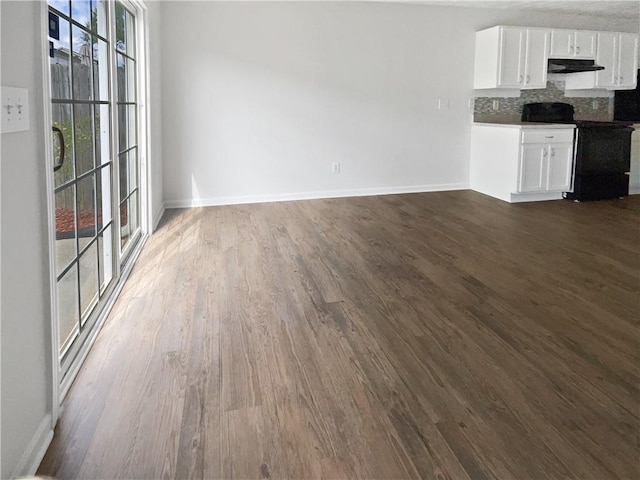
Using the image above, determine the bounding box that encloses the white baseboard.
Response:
[10,413,54,478]
[152,202,166,232]
[163,183,469,209]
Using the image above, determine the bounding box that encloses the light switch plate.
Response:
[1,86,30,133]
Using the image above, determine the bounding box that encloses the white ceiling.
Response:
[401,0,640,19]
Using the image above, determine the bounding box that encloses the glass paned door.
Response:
[48,0,115,366]
[48,0,143,379]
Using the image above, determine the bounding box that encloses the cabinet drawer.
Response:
[521,129,574,144]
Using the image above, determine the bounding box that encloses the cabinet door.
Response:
[499,27,525,87]
[523,29,549,88]
[617,34,639,88]
[549,29,573,57]
[519,145,546,192]
[595,32,618,88]
[546,143,574,191]
[574,31,597,58]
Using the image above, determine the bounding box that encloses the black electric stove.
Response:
[522,102,634,201]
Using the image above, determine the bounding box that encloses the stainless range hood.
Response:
[547,59,605,74]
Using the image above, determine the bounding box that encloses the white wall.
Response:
[1,2,54,478]
[160,1,639,207]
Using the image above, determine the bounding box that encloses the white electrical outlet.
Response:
[492,100,500,111]
[332,162,341,173]
[1,86,30,133]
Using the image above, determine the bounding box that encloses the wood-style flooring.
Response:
[39,191,640,479]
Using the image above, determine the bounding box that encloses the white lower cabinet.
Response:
[470,124,576,203]
[519,145,546,192]
[519,142,573,193]
[545,143,574,191]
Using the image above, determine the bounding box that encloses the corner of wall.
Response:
[9,415,53,479]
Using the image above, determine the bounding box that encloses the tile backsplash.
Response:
[474,79,613,122]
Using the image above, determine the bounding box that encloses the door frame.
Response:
[40,0,151,428]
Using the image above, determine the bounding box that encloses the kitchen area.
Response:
[470,26,639,203]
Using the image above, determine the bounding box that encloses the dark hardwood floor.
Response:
[39,191,640,479]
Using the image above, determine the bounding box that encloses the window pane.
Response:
[97,164,111,228]
[128,148,137,195]
[96,103,110,165]
[130,191,138,234]
[50,18,71,100]
[116,53,125,103]
[127,105,136,147]
[74,104,94,176]
[115,3,135,57]
[115,2,126,53]
[98,225,113,291]
[55,186,77,275]
[79,241,98,322]
[118,153,127,203]
[120,198,129,248]
[117,105,126,152]
[72,24,93,100]
[71,0,90,26]
[117,104,136,153]
[49,0,70,16]
[92,0,108,38]
[125,8,136,57]
[76,173,96,251]
[93,37,109,101]
[126,58,136,102]
[58,264,79,355]
[52,103,74,187]
[116,54,135,103]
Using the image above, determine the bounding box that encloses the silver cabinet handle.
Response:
[545,135,554,138]
[576,45,581,54]
[519,74,524,84]
[550,147,556,157]
[543,148,548,157]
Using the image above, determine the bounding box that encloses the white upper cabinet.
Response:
[595,32,619,88]
[549,30,597,58]
[565,32,639,90]
[525,29,550,87]
[497,27,525,87]
[474,26,549,89]
[617,33,639,88]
